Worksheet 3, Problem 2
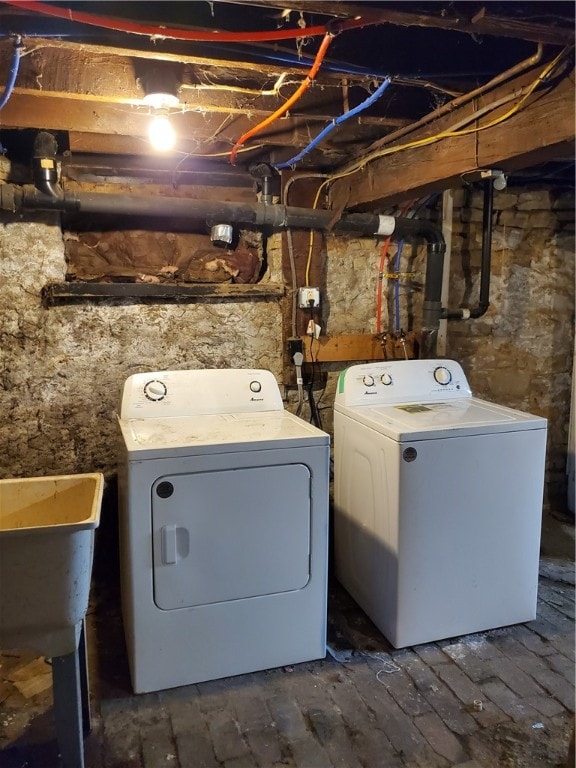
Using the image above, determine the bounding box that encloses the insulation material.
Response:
[64,230,263,284]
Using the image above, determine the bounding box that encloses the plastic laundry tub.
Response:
[0,473,104,656]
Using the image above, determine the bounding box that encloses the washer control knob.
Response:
[143,379,167,401]
[381,373,393,386]
[433,366,452,385]
[363,375,375,387]
[249,380,262,393]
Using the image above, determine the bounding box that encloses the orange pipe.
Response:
[229,32,333,164]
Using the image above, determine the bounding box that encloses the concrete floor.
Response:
[1,510,574,768]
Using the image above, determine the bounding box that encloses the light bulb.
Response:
[493,173,508,191]
[148,112,176,152]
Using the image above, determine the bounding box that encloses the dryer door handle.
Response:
[161,524,178,565]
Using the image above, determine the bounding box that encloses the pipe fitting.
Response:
[32,131,61,199]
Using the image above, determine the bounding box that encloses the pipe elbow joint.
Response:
[470,302,490,319]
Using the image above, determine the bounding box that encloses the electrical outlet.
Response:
[298,287,320,308]
[288,338,303,359]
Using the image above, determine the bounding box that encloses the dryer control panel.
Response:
[336,359,472,407]
[121,368,284,418]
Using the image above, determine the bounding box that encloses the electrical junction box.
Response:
[298,287,320,309]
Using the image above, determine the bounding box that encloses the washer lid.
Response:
[335,397,547,441]
[119,409,329,458]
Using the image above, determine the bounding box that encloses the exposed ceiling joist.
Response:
[14,36,354,81]
[0,1,573,196]
[331,64,576,210]
[226,1,575,45]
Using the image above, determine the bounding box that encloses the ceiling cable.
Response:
[327,46,573,184]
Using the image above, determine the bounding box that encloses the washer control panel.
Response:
[336,359,472,407]
[121,369,284,418]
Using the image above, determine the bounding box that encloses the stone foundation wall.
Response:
[1,185,573,511]
[446,187,575,508]
[317,185,574,508]
[0,214,283,479]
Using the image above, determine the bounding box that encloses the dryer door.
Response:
[152,463,311,609]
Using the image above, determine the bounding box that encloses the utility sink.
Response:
[0,473,104,657]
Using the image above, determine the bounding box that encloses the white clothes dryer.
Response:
[118,368,329,693]
[334,359,547,649]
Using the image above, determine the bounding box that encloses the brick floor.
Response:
[1,558,574,768]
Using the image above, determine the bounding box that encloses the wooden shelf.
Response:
[42,281,285,306]
[300,332,418,362]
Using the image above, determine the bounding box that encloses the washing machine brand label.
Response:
[250,397,264,401]
[364,390,377,395]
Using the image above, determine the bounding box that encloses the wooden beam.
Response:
[0,90,392,171]
[228,1,575,45]
[0,92,333,151]
[60,153,255,189]
[14,36,367,83]
[331,64,576,210]
[0,41,405,128]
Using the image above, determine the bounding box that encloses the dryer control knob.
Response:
[363,375,375,387]
[381,373,393,386]
[143,379,167,401]
[433,366,452,385]
[249,380,262,393]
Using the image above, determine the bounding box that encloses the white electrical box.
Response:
[298,287,320,308]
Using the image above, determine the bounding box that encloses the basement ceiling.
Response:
[0,0,574,202]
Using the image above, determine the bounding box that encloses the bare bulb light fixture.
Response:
[140,64,181,153]
[147,107,177,152]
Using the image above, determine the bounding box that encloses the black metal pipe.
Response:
[442,178,494,322]
[469,179,493,318]
[2,184,341,230]
[0,181,448,357]
[32,131,61,200]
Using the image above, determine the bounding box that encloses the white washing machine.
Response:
[118,368,329,693]
[334,358,547,648]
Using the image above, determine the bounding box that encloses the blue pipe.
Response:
[0,37,22,111]
[274,77,391,170]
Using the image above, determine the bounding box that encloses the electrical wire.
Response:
[274,77,392,171]
[286,227,299,339]
[229,32,333,164]
[282,173,330,337]
[305,180,330,286]
[354,45,543,161]
[0,36,22,111]
[328,45,573,183]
